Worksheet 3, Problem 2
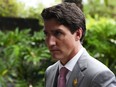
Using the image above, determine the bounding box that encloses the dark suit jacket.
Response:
[45,49,116,87]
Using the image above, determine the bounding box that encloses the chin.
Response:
[52,55,63,60]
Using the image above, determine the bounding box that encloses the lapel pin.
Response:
[73,78,78,87]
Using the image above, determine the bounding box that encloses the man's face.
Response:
[44,19,79,64]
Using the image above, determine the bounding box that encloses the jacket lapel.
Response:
[53,66,59,87]
[50,62,59,87]
[67,49,88,87]
[67,62,85,87]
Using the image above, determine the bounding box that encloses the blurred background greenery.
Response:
[0,0,116,87]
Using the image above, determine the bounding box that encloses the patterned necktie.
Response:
[57,67,69,87]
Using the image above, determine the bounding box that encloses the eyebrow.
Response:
[44,28,63,33]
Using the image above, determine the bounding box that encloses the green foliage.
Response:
[84,16,116,74]
[0,0,20,17]
[0,29,51,87]
[83,0,116,19]
[0,0,42,19]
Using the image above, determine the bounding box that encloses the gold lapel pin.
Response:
[73,78,78,87]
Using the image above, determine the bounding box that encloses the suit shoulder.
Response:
[86,57,111,73]
[79,55,116,86]
[81,56,115,80]
[46,61,59,74]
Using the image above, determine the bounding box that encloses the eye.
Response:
[53,30,63,37]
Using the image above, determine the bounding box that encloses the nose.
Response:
[46,35,56,47]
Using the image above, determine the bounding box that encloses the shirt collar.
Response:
[58,47,84,71]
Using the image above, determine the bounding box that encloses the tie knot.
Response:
[59,67,69,77]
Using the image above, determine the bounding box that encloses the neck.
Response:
[60,44,83,65]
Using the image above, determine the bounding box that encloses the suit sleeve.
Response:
[45,70,47,87]
[44,67,50,87]
[91,70,116,87]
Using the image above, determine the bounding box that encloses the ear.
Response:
[75,28,83,41]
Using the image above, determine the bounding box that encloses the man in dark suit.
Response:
[41,2,116,87]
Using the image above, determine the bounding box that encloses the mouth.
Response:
[50,49,60,53]
[50,50,59,52]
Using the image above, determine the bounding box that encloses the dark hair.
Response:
[41,2,86,42]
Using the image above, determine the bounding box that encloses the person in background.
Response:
[41,2,116,87]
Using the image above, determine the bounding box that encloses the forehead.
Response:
[44,19,60,28]
[44,19,68,32]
